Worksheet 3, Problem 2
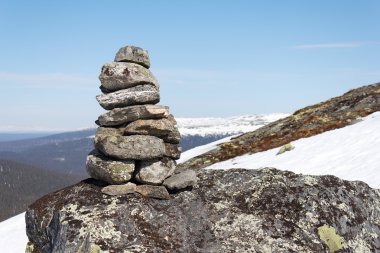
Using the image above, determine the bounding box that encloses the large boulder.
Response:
[114,45,151,69]
[99,62,158,92]
[25,168,380,252]
[96,84,159,110]
[97,105,170,127]
[95,134,166,160]
[124,117,181,144]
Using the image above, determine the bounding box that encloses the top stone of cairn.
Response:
[114,45,150,69]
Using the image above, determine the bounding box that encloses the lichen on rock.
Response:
[25,168,380,252]
[276,143,295,155]
[318,224,344,252]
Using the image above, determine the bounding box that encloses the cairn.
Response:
[86,45,195,199]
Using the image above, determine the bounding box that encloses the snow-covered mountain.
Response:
[2,111,379,252]
[177,113,288,151]
[177,113,288,137]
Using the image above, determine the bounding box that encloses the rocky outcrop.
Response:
[178,83,380,171]
[25,168,380,252]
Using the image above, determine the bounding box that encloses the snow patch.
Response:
[0,212,28,253]
[203,112,380,189]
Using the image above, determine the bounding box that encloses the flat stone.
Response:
[96,84,159,110]
[114,45,150,68]
[98,105,170,127]
[163,170,197,190]
[86,151,135,184]
[99,62,158,92]
[101,182,137,196]
[134,158,176,185]
[95,135,166,160]
[135,185,170,200]
[164,143,181,160]
[124,116,180,144]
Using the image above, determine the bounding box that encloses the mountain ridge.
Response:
[178,82,380,171]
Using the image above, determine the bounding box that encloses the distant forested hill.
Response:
[0,160,82,221]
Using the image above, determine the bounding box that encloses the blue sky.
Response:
[0,1,379,131]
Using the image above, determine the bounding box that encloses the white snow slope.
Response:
[181,111,380,189]
[0,212,28,253]
[1,112,379,252]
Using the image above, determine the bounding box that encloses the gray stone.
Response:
[95,135,165,160]
[134,157,176,185]
[124,117,180,144]
[135,185,170,200]
[26,168,380,252]
[96,84,159,110]
[163,170,197,190]
[101,182,136,196]
[164,143,181,159]
[114,45,150,68]
[99,62,158,92]
[86,151,134,184]
[97,105,170,127]
[94,127,123,146]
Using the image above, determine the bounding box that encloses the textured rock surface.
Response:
[135,185,170,200]
[163,170,198,190]
[98,105,169,126]
[95,135,165,160]
[178,82,380,171]
[134,157,176,185]
[99,62,158,92]
[101,182,136,196]
[86,151,135,184]
[114,45,150,68]
[94,127,123,144]
[96,84,159,110]
[25,168,380,252]
[124,117,180,144]
[164,143,181,160]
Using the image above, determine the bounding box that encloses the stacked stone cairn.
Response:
[86,45,196,199]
